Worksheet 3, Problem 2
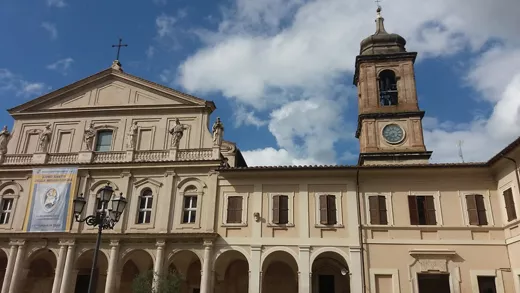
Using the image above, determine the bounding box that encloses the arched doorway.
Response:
[118,250,154,293]
[74,249,109,293]
[262,250,298,293]
[311,251,350,293]
[167,250,202,293]
[22,249,57,293]
[213,250,249,293]
[0,249,8,290]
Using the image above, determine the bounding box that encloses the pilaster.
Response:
[349,246,363,293]
[1,243,18,293]
[298,246,311,293]
[59,240,76,293]
[105,240,120,293]
[159,170,176,233]
[249,245,262,293]
[8,240,25,293]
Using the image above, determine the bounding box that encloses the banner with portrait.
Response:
[24,168,78,232]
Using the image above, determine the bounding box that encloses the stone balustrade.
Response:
[0,147,221,165]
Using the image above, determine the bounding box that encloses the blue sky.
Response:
[1,0,519,166]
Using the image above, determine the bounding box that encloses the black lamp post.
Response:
[73,183,127,293]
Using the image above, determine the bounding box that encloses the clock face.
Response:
[382,124,405,144]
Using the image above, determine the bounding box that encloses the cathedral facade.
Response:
[0,8,518,293]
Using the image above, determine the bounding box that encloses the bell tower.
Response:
[354,7,432,165]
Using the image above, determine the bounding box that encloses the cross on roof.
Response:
[111,38,128,61]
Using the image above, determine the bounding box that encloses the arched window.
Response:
[95,130,113,152]
[137,188,153,224]
[378,70,398,106]
[182,185,198,224]
[0,189,15,225]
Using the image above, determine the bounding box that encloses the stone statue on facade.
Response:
[37,124,52,153]
[169,118,187,149]
[126,121,139,150]
[0,126,11,154]
[212,117,224,146]
[83,122,96,151]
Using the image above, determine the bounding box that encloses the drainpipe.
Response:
[355,169,367,293]
[501,155,520,199]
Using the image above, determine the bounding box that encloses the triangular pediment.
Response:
[9,68,213,114]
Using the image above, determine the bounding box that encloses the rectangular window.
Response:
[408,195,436,225]
[369,195,388,225]
[319,194,337,225]
[24,133,39,154]
[137,190,153,224]
[417,274,450,293]
[95,130,113,152]
[504,188,517,222]
[466,194,488,225]
[138,129,152,151]
[272,195,289,224]
[226,196,243,224]
[0,198,13,224]
[477,276,496,293]
[182,196,197,224]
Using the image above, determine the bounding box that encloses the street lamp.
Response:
[73,183,127,293]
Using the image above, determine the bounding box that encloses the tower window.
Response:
[378,70,398,106]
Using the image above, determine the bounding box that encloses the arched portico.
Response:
[262,250,299,293]
[168,250,202,293]
[311,251,350,293]
[22,249,57,293]
[74,249,109,293]
[213,249,249,293]
[118,249,154,293]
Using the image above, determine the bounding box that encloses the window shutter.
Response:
[425,196,437,225]
[272,195,280,224]
[369,196,380,225]
[327,195,337,225]
[279,195,289,224]
[475,195,488,225]
[408,196,419,225]
[378,196,388,225]
[504,188,517,222]
[319,195,328,224]
[226,197,234,223]
[466,194,479,225]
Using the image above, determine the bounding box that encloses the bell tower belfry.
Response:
[354,7,432,165]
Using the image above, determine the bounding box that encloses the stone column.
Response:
[51,243,67,293]
[249,245,261,293]
[153,240,166,289]
[349,247,363,293]
[298,246,311,293]
[8,242,25,293]
[105,240,120,293]
[59,242,76,293]
[199,240,213,293]
[1,244,18,293]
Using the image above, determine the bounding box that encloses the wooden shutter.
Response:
[466,194,479,225]
[425,196,437,225]
[504,188,517,221]
[319,195,328,224]
[227,196,243,224]
[327,195,337,225]
[272,195,280,224]
[408,196,419,225]
[369,196,380,224]
[378,196,388,225]
[475,195,488,225]
[279,195,289,224]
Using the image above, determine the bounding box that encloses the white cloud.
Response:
[46,58,74,75]
[233,105,267,128]
[41,22,58,40]
[0,69,49,98]
[156,15,177,38]
[177,0,520,165]
[146,46,156,58]
[47,0,66,8]
[242,147,320,166]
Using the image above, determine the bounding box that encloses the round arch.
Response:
[166,248,204,269]
[119,248,155,271]
[260,246,300,271]
[212,246,251,271]
[89,180,120,193]
[23,248,57,293]
[176,178,207,192]
[310,247,351,269]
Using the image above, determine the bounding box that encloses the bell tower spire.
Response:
[353,7,432,165]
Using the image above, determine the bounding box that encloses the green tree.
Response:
[132,270,182,293]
